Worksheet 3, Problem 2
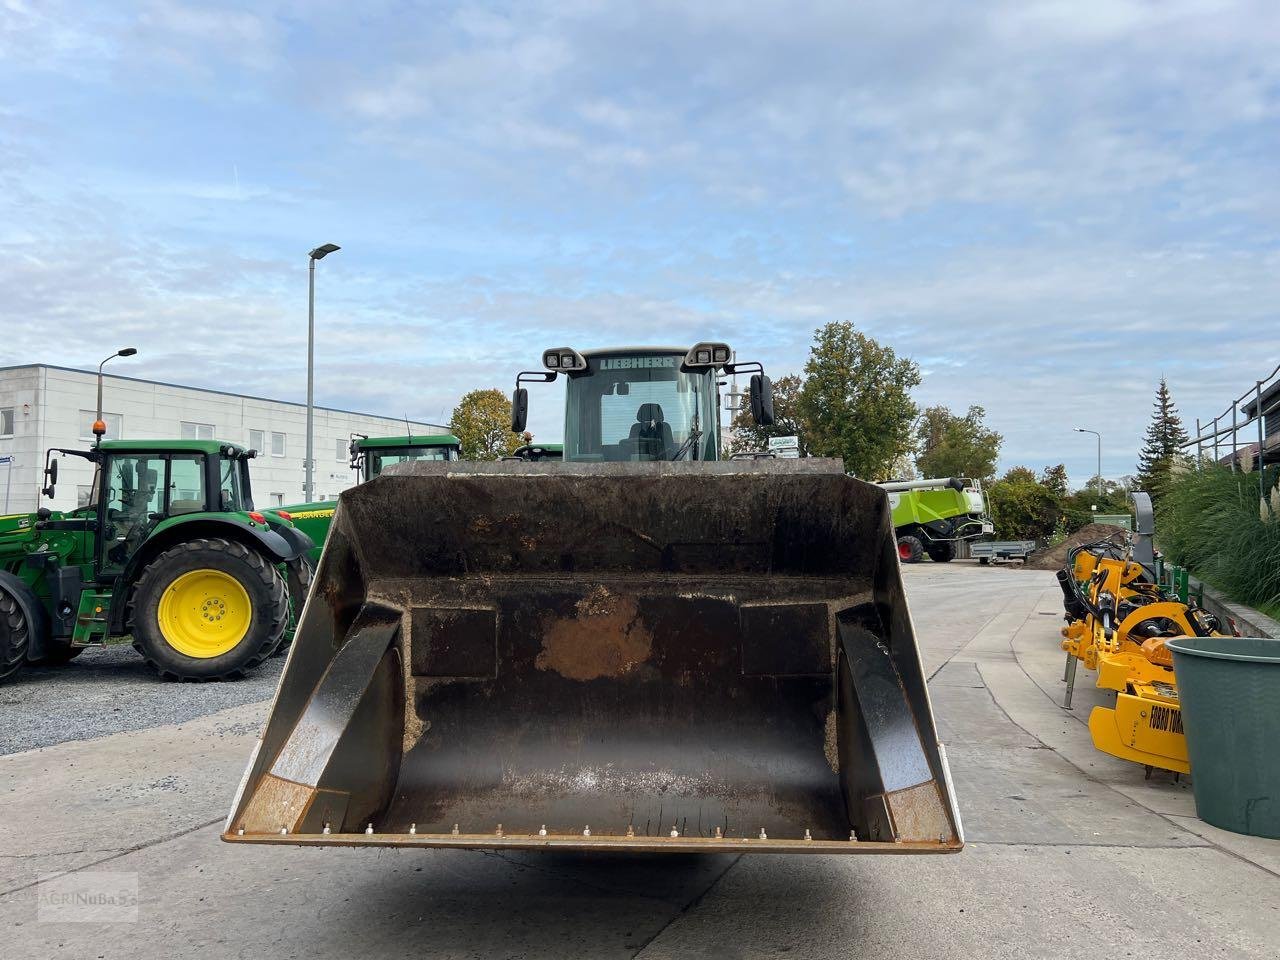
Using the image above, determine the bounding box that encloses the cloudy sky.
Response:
[2,0,1277,483]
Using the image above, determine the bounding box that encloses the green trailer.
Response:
[879,477,992,563]
[280,434,461,565]
[0,439,314,682]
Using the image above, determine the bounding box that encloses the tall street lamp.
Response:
[306,243,340,502]
[1073,427,1102,498]
[94,347,137,445]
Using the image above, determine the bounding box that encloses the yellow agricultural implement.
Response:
[1057,493,1230,775]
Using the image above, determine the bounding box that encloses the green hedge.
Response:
[1157,465,1280,615]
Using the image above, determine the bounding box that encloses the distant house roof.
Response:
[1241,379,1280,417]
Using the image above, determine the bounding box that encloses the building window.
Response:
[270,492,284,506]
[80,410,123,440]
[271,432,286,457]
[0,407,14,437]
[181,421,214,441]
[336,438,347,461]
[248,429,264,453]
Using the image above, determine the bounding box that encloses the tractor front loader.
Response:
[226,343,962,854]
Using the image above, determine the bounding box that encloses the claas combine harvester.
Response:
[225,342,962,854]
[1057,493,1232,775]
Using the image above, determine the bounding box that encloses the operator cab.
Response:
[40,440,258,578]
[348,435,461,481]
[511,342,774,463]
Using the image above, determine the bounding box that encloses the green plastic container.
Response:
[1167,635,1280,839]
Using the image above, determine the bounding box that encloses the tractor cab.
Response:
[277,434,461,566]
[348,434,461,482]
[40,440,268,581]
[511,343,774,461]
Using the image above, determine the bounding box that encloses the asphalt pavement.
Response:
[2,561,1277,959]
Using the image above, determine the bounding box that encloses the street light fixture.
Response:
[94,347,137,443]
[306,243,341,502]
[1073,427,1102,498]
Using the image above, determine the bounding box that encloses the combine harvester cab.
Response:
[226,344,962,854]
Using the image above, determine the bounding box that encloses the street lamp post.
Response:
[95,347,138,444]
[306,243,341,502]
[1073,427,1102,498]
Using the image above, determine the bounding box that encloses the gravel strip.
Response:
[0,645,284,755]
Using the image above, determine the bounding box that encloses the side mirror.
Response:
[42,458,58,499]
[749,374,775,426]
[511,387,529,433]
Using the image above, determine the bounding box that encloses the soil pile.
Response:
[1024,524,1128,570]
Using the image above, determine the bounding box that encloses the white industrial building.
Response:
[0,364,449,514]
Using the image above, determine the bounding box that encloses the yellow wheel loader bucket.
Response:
[224,460,962,854]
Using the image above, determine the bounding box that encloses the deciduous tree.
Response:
[914,405,1002,482]
[727,374,806,456]
[450,388,528,461]
[798,322,920,479]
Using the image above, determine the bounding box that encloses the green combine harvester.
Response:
[878,477,992,563]
[226,342,961,856]
[0,438,313,682]
[281,434,461,565]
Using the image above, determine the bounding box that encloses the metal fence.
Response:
[1182,361,1280,501]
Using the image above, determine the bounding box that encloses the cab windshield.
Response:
[563,352,717,462]
[367,446,456,478]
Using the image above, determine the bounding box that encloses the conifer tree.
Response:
[1136,378,1190,502]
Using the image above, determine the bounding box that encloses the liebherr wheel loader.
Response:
[225,342,962,854]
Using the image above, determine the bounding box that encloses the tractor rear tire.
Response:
[0,589,30,681]
[897,535,925,564]
[130,537,288,681]
[926,542,955,563]
[270,557,315,658]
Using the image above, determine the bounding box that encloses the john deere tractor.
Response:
[282,433,461,565]
[0,439,313,682]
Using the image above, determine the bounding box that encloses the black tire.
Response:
[0,589,30,682]
[270,556,314,658]
[130,537,288,681]
[926,542,955,563]
[979,557,991,565]
[897,534,925,564]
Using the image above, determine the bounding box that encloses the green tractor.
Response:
[878,477,992,564]
[281,433,461,565]
[0,439,314,682]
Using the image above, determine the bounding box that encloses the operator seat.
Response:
[628,403,673,459]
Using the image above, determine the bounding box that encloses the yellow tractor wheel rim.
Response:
[157,569,252,658]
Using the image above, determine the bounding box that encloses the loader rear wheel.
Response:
[897,535,924,564]
[270,557,314,658]
[131,538,288,681]
[0,589,31,681]
[926,542,955,563]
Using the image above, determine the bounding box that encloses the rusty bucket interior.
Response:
[225,460,962,854]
